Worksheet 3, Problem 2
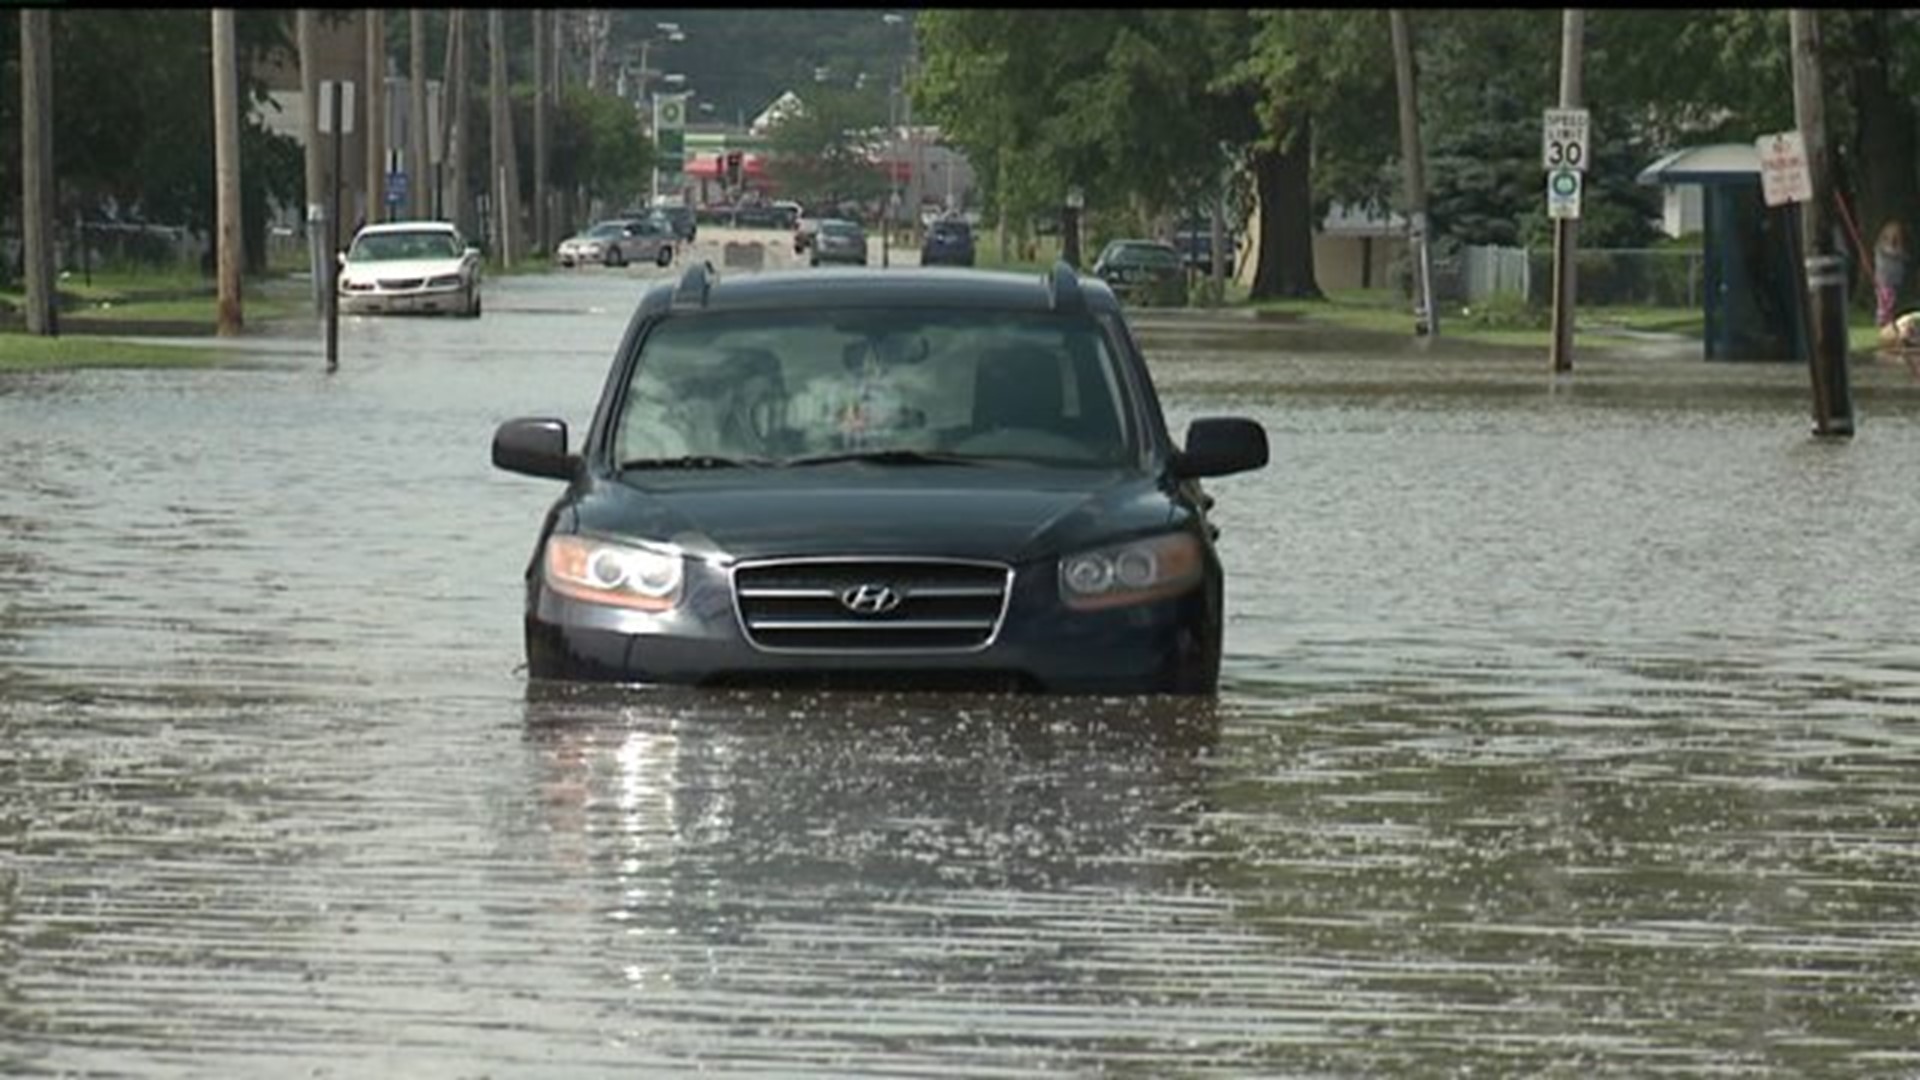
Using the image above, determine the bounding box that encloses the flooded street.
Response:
[7,262,1920,1077]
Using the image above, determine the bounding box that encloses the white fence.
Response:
[1434,245,1707,308]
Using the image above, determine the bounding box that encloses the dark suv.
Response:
[920,218,976,267]
[492,262,1269,694]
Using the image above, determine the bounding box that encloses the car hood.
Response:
[342,258,465,279]
[567,466,1180,564]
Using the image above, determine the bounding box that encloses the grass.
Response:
[0,268,310,331]
[0,334,221,372]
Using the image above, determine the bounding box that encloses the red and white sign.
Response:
[1756,130,1812,207]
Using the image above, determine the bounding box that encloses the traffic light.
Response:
[725,151,744,187]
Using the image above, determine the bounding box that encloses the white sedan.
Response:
[337,221,482,317]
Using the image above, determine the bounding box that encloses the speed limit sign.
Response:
[1543,108,1590,171]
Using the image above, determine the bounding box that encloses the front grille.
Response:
[734,558,1010,653]
[378,277,424,290]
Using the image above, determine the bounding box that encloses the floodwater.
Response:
[6,260,1920,1077]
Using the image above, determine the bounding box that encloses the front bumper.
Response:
[340,281,471,314]
[524,556,1222,695]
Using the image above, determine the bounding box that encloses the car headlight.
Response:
[544,534,684,611]
[427,274,463,287]
[1059,532,1203,611]
[583,243,603,255]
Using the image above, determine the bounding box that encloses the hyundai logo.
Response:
[839,583,904,616]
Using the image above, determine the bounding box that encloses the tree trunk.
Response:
[1248,114,1321,301]
[21,9,58,335]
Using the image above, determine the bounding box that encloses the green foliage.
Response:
[764,86,889,210]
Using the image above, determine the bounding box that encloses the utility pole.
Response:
[409,9,428,219]
[488,8,514,266]
[533,9,549,257]
[1390,10,1437,338]
[365,10,386,226]
[298,10,327,315]
[212,9,244,336]
[1549,9,1585,372]
[20,9,58,336]
[446,9,470,238]
[1790,9,1855,437]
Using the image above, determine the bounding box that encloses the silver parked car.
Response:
[556,218,675,269]
[808,219,869,267]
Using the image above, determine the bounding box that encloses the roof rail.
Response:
[1046,260,1086,313]
[672,261,716,309]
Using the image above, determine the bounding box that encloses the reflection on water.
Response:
[5,287,1920,1075]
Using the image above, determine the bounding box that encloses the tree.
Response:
[763,86,888,212]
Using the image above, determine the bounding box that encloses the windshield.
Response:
[820,222,862,237]
[348,231,462,261]
[586,222,626,238]
[1111,244,1180,268]
[613,308,1135,468]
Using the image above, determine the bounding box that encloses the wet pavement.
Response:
[6,247,1920,1077]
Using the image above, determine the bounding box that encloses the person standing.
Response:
[1874,219,1909,328]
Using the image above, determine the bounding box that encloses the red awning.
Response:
[685,152,769,179]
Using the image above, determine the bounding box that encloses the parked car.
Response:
[1091,239,1187,307]
[920,218,976,267]
[648,204,697,245]
[489,261,1270,694]
[337,220,482,317]
[810,219,869,266]
[556,218,674,269]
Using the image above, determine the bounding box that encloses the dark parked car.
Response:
[649,205,697,245]
[809,219,869,266]
[920,218,976,267]
[1091,239,1187,307]
[491,262,1269,694]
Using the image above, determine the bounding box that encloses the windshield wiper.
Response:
[619,455,771,470]
[783,449,983,467]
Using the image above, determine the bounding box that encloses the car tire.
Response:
[605,245,626,268]
[656,245,673,268]
[461,288,481,318]
[810,256,819,268]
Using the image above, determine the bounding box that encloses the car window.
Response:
[1115,244,1180,268]
[613,308,1133,467]
[588,222,626,238]
[349,231,461,261]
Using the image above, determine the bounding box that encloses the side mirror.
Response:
[465,246,480,258]
[1173,417,1268,479]
[493,418,575,480]
[335,250,347,267]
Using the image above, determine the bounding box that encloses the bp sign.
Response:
[1547,167,1582,220]
[657,97,686,128]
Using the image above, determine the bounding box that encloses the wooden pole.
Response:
[533,10,549,257]
[1549,9,1585,372]
[1790,9,1855,437]
[1390,10,1437,337]
[364,10,386,225]
[488,8,511,266]
[213,9,244,337]
[20,10,58,337]
[442,9,464,232]
[409,9,429,219]
[298,10,327,315]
